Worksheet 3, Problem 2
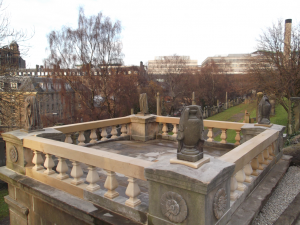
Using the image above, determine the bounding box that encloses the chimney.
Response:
[284,19,292,64]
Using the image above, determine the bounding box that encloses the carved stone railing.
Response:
[23,136,153,208]
[53,117,131,145]
[219,129,279,211]
[156,116,245,145]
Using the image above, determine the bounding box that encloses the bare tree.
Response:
[147,55,196,115]
[45,8,139,121]
[248,19,300,133]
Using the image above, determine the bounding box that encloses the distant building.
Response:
[148,56,198,75]
[0,41,26,70]
[201,53,260,75]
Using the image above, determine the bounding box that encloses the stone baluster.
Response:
[44,154,55,175]
[244,164,253,183]
[125,177,141,208]
[207,127,213,142]
[235,169,247,191]
[78,131,85,146]
[65,133,73,144]
[172,124,178,137]
[86,165,100,192]
[220,129,227,144]
[89,129,98,144]
[101,127,108,141]
[104,170,119,199]
[32,150,44,171]
[270,143,275,156]
[257,152,265,170]
[70,161,84,185]
[251,157,260,176]
[56,157,69,180]
[230,176,239,201]
[235,130,241,145]
[121,124,128,137]
[162,123,168,136]
[263,149,270,165]
[111,126,118,139]
[267,145,274,160]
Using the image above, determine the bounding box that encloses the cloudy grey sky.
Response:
[6,0,300,68]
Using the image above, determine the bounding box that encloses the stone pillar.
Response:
[131,108,134,115]
[256,92,263,122]
[130,114,158,141]
[156,93,161,116]
[145,157,234,225]
[192,92,196,105]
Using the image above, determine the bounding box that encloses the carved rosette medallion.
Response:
[9,146,18,163]
[213,188,227,220]
[160,191,188,223]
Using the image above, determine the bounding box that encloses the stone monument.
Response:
[138,93,148,115]
[22,96,44,132]
[170,105,210,168]
[256,94,272,127]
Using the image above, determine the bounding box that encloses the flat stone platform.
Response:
[88,139,232,162]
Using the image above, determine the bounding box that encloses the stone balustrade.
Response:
[54,117,131,145]
[23,136,153,208]
[0,113,286,225]
[219,129,279,210]
[156,116,244,145]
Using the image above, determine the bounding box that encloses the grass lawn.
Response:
[0,188,9,220]
[206,102,288,143]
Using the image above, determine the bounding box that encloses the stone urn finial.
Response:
[176,105,204,162]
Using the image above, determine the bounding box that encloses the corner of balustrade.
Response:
[129,114,158,141]
[1,128,63,174]
[144,156,235,225]
[241,123,286,157]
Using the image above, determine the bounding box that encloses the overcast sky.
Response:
[6,0,300,68]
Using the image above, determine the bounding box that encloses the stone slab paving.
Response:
[228,155,291,225]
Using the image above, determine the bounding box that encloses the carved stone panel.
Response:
[9,146,18,163]
[213,188,227,220]
[160,191,188,223]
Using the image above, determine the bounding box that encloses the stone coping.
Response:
[23,136,154,181]
[220,129,278,174]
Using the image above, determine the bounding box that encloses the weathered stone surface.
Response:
[145,155,234,225]
[130,114,158,141]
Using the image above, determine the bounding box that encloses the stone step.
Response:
[228,155,292,225]
[273,189,300,225]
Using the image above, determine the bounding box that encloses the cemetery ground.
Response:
[206,101,288,143]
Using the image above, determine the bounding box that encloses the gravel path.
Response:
[252,166,300,225]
